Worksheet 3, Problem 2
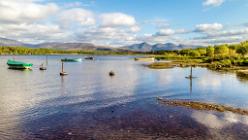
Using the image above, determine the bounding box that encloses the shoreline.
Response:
[146,59,248,79]
[157,97,248,116]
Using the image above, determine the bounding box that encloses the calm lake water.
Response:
[0,55,248,140]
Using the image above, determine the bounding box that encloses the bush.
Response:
[219,59,232,67]
[202,57,212,63]
[239,59,248,66]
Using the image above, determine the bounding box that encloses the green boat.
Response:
[7,59,33,69]
[61,58,82,62]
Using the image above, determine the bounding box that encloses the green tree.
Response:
[206,46,214,58]
[196,48,206,56]
[236,46,248,57]
[189,50,201,57]
[214,45,229,59]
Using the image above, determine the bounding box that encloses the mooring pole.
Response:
[61,61,64,73]
[190,66,193,78]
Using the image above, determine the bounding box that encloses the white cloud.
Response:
[208,28,248,37]
[0,23,70,43]
[0,0,141,46]
[100,13,136,27]
[58,8,95,27]
[0,0,58,23]
[155,28,189,36]
[144,19,169,28]
[203,0,225,7]
[130,25,140,32]
[195,23,223,32]
[0,0,245,47]
[75,25,139,46]
[131,21,248,47]
[192,27,248,45]
[157,28,175,36]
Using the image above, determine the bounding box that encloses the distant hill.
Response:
[0,37,114,51]
[122,42,198,52]
[0,37,30,47]
[34,42,96,50]
[0,37,199,52]
[122,42,153,52]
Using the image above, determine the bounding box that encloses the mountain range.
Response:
[0,37,198,52]
[122,42,196,52]
[0,37,114,51]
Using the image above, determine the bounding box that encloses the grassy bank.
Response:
[146,41,248,74]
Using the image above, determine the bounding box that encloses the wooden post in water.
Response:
[61,61,64,73]
[60,61,68,76]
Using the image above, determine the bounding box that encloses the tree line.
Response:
[153,41,248,66]
[0,46,139,55]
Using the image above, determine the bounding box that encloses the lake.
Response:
[0,55,248,140]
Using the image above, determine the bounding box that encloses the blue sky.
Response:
[0,0,248,46]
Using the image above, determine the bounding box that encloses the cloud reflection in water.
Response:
[192,111,248,129]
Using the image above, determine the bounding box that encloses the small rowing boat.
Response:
[39,63,47,70]
[7,59,33,69]
[85,56,94,60]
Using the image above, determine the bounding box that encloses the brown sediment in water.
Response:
[147,61,209,69]
[157,97,248,116]
[147,62,175,69]
[237,70,248,78]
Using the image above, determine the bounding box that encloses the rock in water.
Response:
[109,71,115,76]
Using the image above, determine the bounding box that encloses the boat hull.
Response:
[39,67,47,70]
[8,65,32,69]
[60,72,68,76]
[61,58,82,62]
[85,57,94,60]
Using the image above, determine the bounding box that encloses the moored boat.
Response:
[40,67,47,70]
[85,56,94,60]
[134,57,155,62]
[7,59,33,69]
[39,56,48,70]
[61,58,82,62]
[39,63,47,70]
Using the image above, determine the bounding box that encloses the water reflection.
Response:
[60,76,66,95]
[198,74,221,90]
[192,111,248,129]
[0,56,248,139]
[236,74,248,84]
[189,76,193,94]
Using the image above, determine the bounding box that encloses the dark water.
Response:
[0,55,248,140]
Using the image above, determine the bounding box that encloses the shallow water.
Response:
[0,55,248,140]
